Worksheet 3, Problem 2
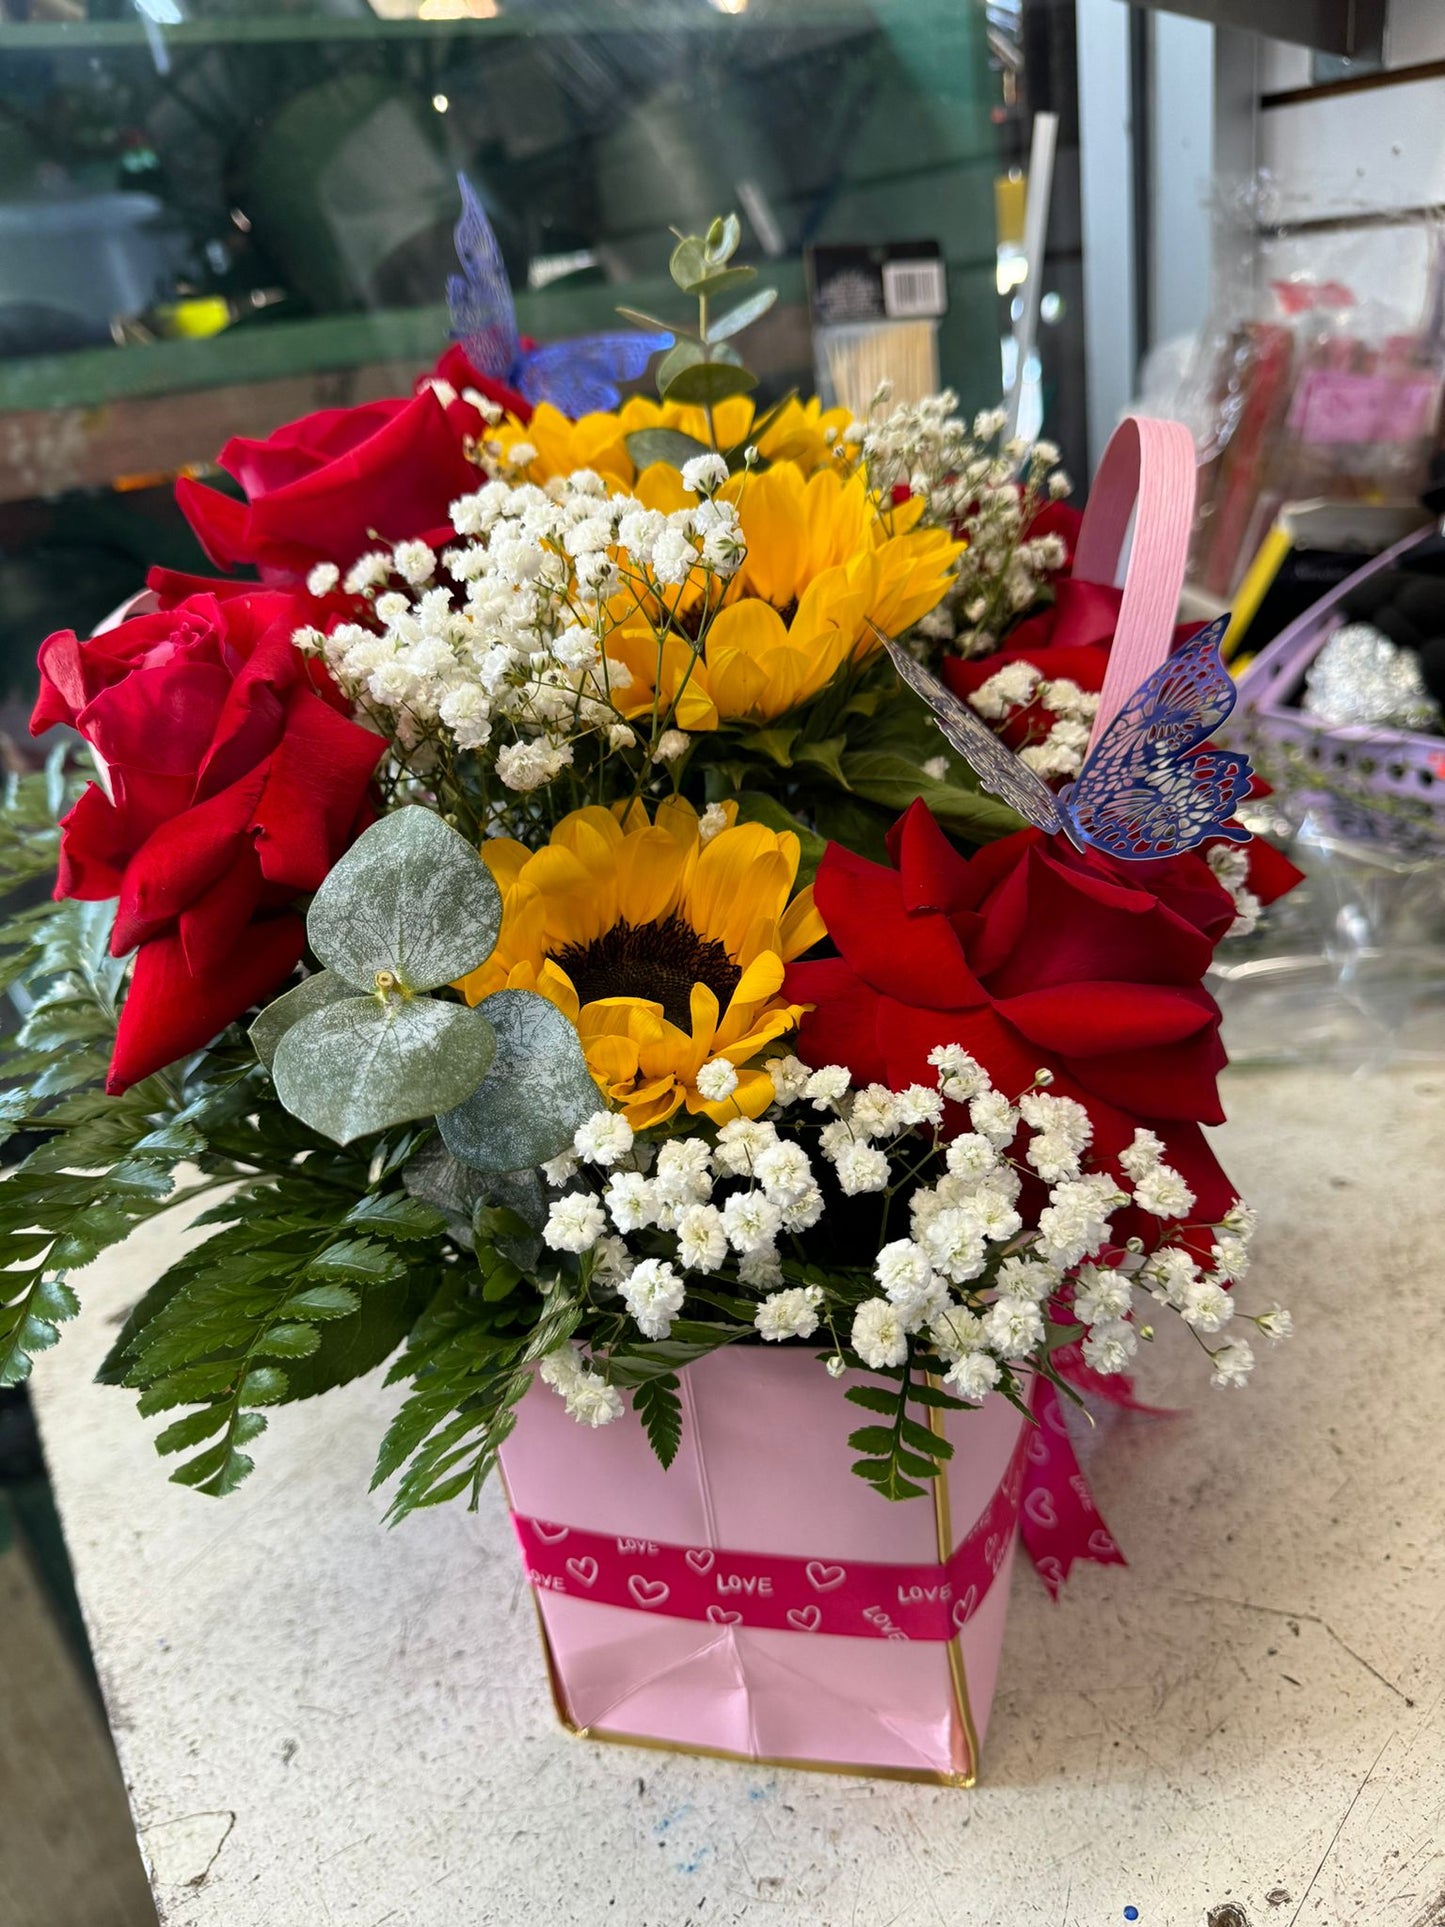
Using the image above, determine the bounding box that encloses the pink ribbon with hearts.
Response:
[1018,1379,1127,1599]
[513,1379,1125,1636]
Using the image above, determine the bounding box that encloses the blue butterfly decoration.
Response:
[446,176,673,418]
[884,614,1254,861]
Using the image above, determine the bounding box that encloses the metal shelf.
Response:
[0,4,882,53]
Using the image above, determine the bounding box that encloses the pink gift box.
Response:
[498,1347,1030,1785]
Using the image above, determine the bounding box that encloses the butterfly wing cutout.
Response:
[447,175,521,384]
[882,635,1066,836]
[1060,617,1254,858]
[519,332,674,417]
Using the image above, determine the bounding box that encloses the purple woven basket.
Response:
[1234,528,1445,853]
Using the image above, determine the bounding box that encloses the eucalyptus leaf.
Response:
[654,338,705,395]
[273,996,497,1146]
[402,1137,489,1247]
[438,989,598,1175]
[306,807,502,994]
[483,1165,547,1234]
[625,428,711,472]
[662,361,758,408]
[616,306,685,337]
[249,970,352,1071]
[705,287,777,342]
[706,213,742,264]
[686,266,757,302]
[669,236,710,291]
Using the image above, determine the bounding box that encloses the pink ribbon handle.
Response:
[1074,415,1199,753]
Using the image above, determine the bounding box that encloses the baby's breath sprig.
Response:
[528,1042,1288,1479]
[851,391,1071,658]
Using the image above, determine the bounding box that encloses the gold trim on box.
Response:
[528,1591,977,1789]
[503,1405,987,1791]
[927,1386,981,1784]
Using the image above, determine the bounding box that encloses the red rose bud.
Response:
[32,591,385,1092]
[173,345,526,583]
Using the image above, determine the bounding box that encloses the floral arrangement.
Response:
[0,214,1290,1527]
[851,388,1305,921]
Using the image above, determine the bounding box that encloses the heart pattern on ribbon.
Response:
[1017,1381,1128,1598]
[627,1575,670,1609]
[1024,1488,1058,1531]
[511,1380,1127,1637]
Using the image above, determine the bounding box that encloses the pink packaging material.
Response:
[498,1348,1030,1785]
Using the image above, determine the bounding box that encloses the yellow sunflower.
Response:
[605,463,962,727]
[490,393,859,490]
[490,403,634,486]
[457,798,824,1129]
[615,394,858,474]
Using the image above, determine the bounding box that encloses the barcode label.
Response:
[882,260,946,318]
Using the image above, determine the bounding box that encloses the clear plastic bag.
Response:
[1211,810,1445,1068]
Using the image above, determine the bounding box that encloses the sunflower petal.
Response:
[780,885,827,960]
[614,825,686,927]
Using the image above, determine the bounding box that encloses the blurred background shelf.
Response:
[0,0,1085,712]
[1,4,893,51]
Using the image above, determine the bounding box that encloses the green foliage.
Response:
[848,1373,963,1495]
[0,760,483,1494]
[272,995,496,1146]
[603,1320,739,1388]
[704,650,1028,859]
[375,1277,583,1519]
[438,988,599,1175]
[617,213,775,456]
[634,1373,682,1470]
[845,1369,963,1502]
[254,808,506,1145]
[106,1174,448,1494]
[0,764,204,1386]
[840,750,1024,843]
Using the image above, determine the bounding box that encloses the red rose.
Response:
[786,802,1240,1228]
[941,581,1192,750]
[174,350,526,581]
[32,591,384,1093]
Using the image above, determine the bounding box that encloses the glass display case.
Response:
[0,0,1085,723]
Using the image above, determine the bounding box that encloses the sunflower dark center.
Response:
[551,915,741,1029]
